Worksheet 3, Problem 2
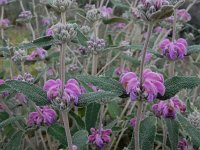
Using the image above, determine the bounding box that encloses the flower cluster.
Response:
[43,79,82,106]
[88,128,112,148]
[115,67,130,76]
[152,96,186,119]
[51,0,77,12]
[27,106,57,126]
[18,11,33,22]
[0,0,8,6]
[86,8,102,22]
[0,19,10,28]
[16,73,35,83]
[87,37,106,53]
[46,28,54,36]
[0,79,9,97]
[120,69,165,102]
[11,49,27,64]
[99,6,113,18]
[41,18,51,26]
[177,9,191,22]
[26,48,48,61]
[139,0,169,10]
[159,38,188,60]
[178,138,188,150]
[51,22,78,42]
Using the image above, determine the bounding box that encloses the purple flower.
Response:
[143,69,165,102]
[113,23,126,30]
[99,6,113,18]
[26,48,48,61]
[27,106,57,126]
[16,93,27,104]
[177,9,191,22]
[120,69,165,102]
[0,0,8,5]
[178,138,188,150]
[152,96,186,119]
[115,67,130,76]
[41,18,51,26]
[140,0,169,10]
[46,28,54,36]
[88,128,112,148]
[0,79,9,97]
[47,68,56,76]
[159,38,188,60]
[18,11,32,21]
[43,79,82,105]
[0,19,10,28]
[130,118,137,127]
[72,145,78,150]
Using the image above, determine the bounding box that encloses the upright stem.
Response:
[134,101,143,150]
[134,23,153,150]
[19,0,25,11]
[169,9,177,77]
[32,0,39,36]
[99,104,104,130]
[62,110,73,150]
[1,6,4,39]
[139,23,153,87]
[162,119,167,150]
[60,11,73,150]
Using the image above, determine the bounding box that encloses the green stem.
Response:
[61,110,73,150]
[134,101,143,150]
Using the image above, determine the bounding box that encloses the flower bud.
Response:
[86,8,102,22]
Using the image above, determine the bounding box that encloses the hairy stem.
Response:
[135,23,153,150]
[99,104,104,130]
[162,119,167,150]
[139,23,153,87]
[1,6,4,39]
[61,110,73,150]
[134,101,143,150]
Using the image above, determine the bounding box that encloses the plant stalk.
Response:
[61,110,73,150]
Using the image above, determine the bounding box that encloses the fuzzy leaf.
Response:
[128,116,157,150]
[5,80,50,106]
[69,111,85,130]
[177,113,200,148]
[103,17,128,24]
[108,101,121,118]
[78,91,118,106]
[3,130,24,150]
[187,45,200,55]
[158,76,200,100]
[17,36,58,50]
[140,116,157,150]
[47,123,67,147]
[76,75,124,94]
[72,130,88,150]
[85,103,100,132]
[76,29,88,46]
[165,119,179,150]
[0,116,25,128]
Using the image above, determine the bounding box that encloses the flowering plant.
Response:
[0,0,200,150]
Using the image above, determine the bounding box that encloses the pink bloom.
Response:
[178,138,188,150]
[27,106,57,126]
[159,38,188,60]
[46,28,54,36]
[100,6,113,18]
[152,96,186,119]
[0,103,5,110]
[130,118,137,127]
[88,128,112,148]
[114,23,126,30]
[72,145,78,150]
[0,0,8,5]
[26,48,48,61]
[115,67,130,76]
[41,18,51,26]
[177,9,191,22]
[140,0,169,10]
[43,79,82,105]
[47,68,56,76]
[0,19,10,28]
[120,69,165,102]
[16,93,27,104]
